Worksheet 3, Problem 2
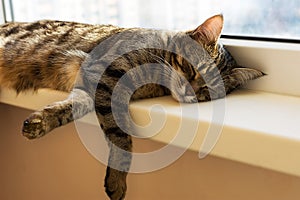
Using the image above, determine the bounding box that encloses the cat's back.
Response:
[0,20,125,92]
[0,20,124,57]
[0,19,176,92]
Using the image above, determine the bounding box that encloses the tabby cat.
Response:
[0,15,264,200]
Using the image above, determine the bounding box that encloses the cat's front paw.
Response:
[105,167,127,200]
[22,112,46,139]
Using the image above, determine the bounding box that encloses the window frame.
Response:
[1,0,14,22]
[221,35,300,45]
[3,0,300,44]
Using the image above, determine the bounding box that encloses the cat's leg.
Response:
[96,110,132,200]
[104,125,132,200]
[22,88,94,139]
[92,83,132,200]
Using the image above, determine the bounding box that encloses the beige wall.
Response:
[1,103,300,200]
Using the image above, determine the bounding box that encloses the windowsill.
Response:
[1,87,300,177]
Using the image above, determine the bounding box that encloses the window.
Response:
[3,0,300,41]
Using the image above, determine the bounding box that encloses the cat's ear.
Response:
[190,14,224,46]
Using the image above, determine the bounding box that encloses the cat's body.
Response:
[0,15,264,200]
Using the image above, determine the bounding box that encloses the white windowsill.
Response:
[1,87,300,177]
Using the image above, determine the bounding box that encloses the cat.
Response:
[0,15,264,200]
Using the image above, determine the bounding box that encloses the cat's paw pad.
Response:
[105,169,127,200]
[105,180,126,200]
[22,112,46,139]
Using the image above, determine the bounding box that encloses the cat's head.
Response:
[171,14,265,103]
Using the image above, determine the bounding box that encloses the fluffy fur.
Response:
[0,15,264,200]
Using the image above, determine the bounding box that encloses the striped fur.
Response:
[0,15,264,200]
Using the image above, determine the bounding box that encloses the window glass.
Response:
[9,0,300,40]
